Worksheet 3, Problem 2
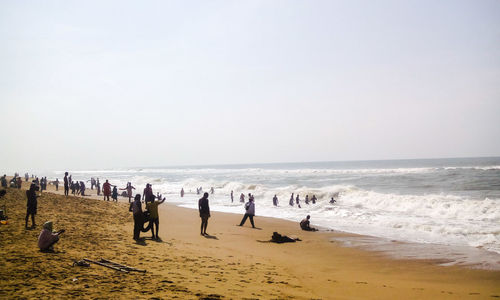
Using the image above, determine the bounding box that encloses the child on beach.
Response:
[146,195,166,240]
[112,186,118,202]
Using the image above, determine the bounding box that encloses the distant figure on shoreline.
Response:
[289,193,294,206]
[112,186,118,202]
[63,172,69,196]
[198,192,210,236]
[102,180,114,201]
[1,175,7,188]
[79,181,86,196]
[300,215,318,231]
[96,179,101,196]
[305,195,309,205]
[311,195,317,204]
[239,196,255,228]
[55,178,59,191]
[120,182,135,203]
[143,184,153,203]
[240,193,245,203]
[210,187,214,194]
[38,221,65,252]
[273,194,278,206]
[230,190,234,203]
[25,183,40,229]
[180,188,184,198]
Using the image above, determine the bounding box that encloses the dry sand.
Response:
[1,182,500,299]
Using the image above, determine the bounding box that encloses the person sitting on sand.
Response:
[146,195,166,240]
[112,186,118,202]
[300,215,318,231]
[198,192,210,235]
[239,196,255,228]
[38,221,65,251]
[25,183,40,229]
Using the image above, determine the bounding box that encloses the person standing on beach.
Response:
[112,186,118,202]
[273,194,278,206]
[102,180,113,201]
[146,195,166,240]
[143,184,153,203]
[63,172,69,196]
[239,196,255,228]
[181,188,184,198]
[1,175,7,188]
[55,178,59,191]
[240,193,245,203]
[231,190,234,203]
[120,182,135,203]
[96,179,101,196]
[198,192,210,236]
[305,195,309,205]
[289,193,294,206]
[311,195,317,204]
[25,183,39,229]
[130,194,143,240]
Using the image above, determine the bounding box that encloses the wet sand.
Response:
[1,182,500,299]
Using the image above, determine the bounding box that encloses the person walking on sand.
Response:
[38,221,65,252]
[25,183,39,229]
[146,195,166,240]
[102,180,113,201]
[198,192,210,236]
[239,197,255,228]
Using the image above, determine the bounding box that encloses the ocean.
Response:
[48,157,500,269]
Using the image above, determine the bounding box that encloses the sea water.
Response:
[49,157,500,269]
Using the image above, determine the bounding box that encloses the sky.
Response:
[1,0,499,171]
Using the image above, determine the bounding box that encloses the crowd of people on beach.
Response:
[1,171,338,251]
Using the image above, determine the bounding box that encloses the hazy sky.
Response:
[1,0,499,171]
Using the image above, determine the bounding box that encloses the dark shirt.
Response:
[198,197,210,216]
[26,189,37,211]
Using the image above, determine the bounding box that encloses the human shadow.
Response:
[203,234,218,240]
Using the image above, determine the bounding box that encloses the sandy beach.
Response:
[1,182,499,299]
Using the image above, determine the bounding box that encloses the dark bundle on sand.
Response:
[271,232,300,243]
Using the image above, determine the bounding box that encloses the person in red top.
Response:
[102,180,114,201]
